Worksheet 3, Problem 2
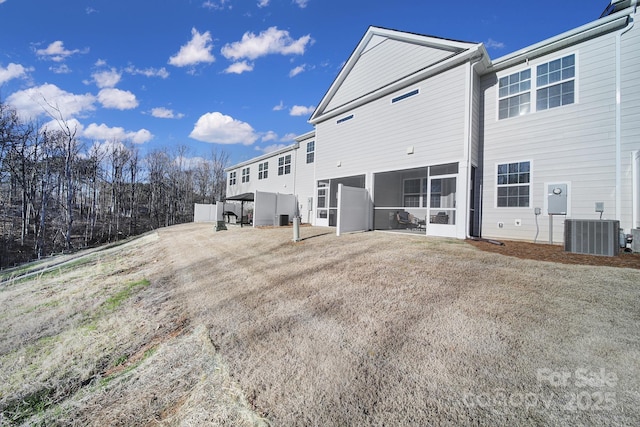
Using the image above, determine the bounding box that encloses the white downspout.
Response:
[633,151,640,228]
[465,51,483,238]
[615,1,637,222]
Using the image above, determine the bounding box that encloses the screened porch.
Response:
[373,163,458,235]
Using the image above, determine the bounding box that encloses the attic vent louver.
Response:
[337,114,354,124]
[392,89,419,103]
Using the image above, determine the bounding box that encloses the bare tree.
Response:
[210,148,230,203]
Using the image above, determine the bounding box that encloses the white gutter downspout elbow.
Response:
[616,1,637,222]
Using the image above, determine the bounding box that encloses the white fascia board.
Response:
[309,26,478,124]
[488,11,631,73]
[310,45,484,125]
[294,130,315,142]
[224,142,299,172]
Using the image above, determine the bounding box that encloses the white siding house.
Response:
[223,0,639,243]
[480,2,640,242]
[224,131,316,224]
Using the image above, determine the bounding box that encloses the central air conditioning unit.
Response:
[564,219,620,256]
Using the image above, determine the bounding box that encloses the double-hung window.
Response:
[241,167,250,183]
[498,69,531,119]
[306,141,315,164]
[536,54,575,111]
[403,178,427,207]
[229,171,236,186]
[278,154,291,175]
[497,161,530,207]
[258,162,268,180]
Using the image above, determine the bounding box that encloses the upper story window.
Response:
[497,161,530,207]
[306,141,315,164]
[229,171,236,186]
[536,54,575,111]
[498,53,576,120]
[241,167,250,183]
[278,154,291,175]
[498,69,531,119]
[258,162,268,180]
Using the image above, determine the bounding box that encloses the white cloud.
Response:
[272,101,285,111]
[261,131,278,142]
[189,112,258,145]
[257,143,288,154]
[93,68,121,88]
[169,28,215,67]
[35,40,85,62]
[289,64,306,77]
[151,107,184,119]
[0,63,31,84]
[223,61,254,74]
[280,132,297,141]
[202,0,230,10]
[42,117,84,136]
[6,83,96,121]
[83,123,152,144]
[486,38,505,49]
[293,0,309,8]
[289,105,314,116]
[221,27,312,61]
[125,65,170,78]
[97,88,138,110]
[50,64,71,74]
[257,0,269,7]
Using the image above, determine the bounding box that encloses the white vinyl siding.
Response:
[316,65,468,180]
[326,38,454,111]
[482,35,618,242]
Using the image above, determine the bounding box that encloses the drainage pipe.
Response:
[615,1,637,222]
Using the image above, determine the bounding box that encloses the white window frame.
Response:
[241,167,250,183]
[306,141,315,164]
[258,161,268,180]
[495,160,532,208]
[402,177,428,208]
[498,68,531,120]
[497,51,577,121]
[535,53,576,112]
[278,154,291,175]
[229,171,236,186]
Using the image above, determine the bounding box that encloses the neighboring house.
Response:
[225,0,640,242]
[225,131,316,224]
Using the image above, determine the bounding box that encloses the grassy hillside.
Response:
[1,223,639,425]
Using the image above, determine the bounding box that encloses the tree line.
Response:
[0,100,228,269]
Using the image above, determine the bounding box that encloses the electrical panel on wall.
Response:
[548,184,568,215]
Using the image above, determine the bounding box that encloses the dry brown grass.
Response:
[1,223,639,426]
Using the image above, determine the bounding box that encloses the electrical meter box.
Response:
[548,184,568,215]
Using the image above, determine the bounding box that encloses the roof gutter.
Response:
[310,44,487,125]
[224,142,299,172]
[488,9,632,73]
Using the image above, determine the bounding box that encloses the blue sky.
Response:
[0,0,610,166]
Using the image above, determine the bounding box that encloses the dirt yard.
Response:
[1,223,639,426]
[467,238,640,269]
